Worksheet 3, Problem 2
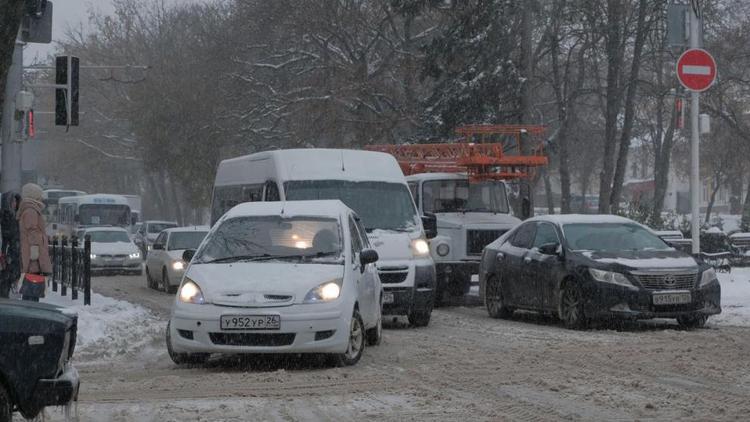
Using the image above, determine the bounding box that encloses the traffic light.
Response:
[55,55,79,126]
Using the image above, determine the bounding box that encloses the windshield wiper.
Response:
[202,254,275,264]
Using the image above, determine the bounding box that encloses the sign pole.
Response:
[689,5,700,254]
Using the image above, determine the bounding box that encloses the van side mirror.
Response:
[422,212,438,239]
[360,249,379,267]
[538,242,561,256]
[182,249,196,262]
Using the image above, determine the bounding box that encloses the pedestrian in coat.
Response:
[0,192,20,298]
[17,184,51,302]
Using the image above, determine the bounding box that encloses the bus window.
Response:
[211,184,264,224]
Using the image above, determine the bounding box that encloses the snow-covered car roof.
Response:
[526,214,635,225]
[162,226,210,233]
[83,226,129,233]
[654,230,684,238]
[223,200,352,220]
[730,232,750,239]
[144,220,178,225]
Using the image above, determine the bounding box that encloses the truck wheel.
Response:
[448,273,471,297]
[166,322,209,365]
[433,273,449,307]
[332,309,365,366]
[0,383,11,422]
[408,309,431,327]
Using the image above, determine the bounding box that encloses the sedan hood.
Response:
[185,262,344,307]
[437,212,520,230]
[91,241,139,255]
[578,249,699,272]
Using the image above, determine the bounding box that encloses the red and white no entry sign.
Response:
[676,48,717,92]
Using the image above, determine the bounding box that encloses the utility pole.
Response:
[689,4,700,254]
[0,39,23,192]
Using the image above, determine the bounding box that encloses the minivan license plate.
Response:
[220,315,280,330]
[383,292,394,304]
[652,292,691,306]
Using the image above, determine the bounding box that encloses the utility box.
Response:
[699,113,710,134]
[15,91,34,112]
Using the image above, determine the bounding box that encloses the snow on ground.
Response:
[712,267,750,327]
[41,290,165,362]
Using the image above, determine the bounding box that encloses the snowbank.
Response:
[41,291,164,361]
[712,267,750,327]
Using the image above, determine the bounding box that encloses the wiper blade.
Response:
[202,254,274,263]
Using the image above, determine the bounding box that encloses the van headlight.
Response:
[699,268,718,288]
[589,268,634,288]
[411,239,430,256]
[304,279,343,303]
[179,278,206,304]
[436,243,450,257]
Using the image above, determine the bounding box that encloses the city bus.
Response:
[52,194,132,238]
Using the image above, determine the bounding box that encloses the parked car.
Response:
[134,220,178,256]
[146,226,209,293]
[479,214,721,329]
[0,299,79,421]
[84,227,143,275]
[167,200,383,366]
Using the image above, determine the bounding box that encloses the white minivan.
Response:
[210,149,437,326]
[168,200,382,366]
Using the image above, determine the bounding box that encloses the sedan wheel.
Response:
[485,276,513,319]
[560,283,588,329]
[333,310,365,366]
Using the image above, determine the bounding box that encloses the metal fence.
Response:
[49,235,92,305]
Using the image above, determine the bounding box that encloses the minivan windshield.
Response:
[195,216,343,264]
[563,223,672,252]
[284,180,419,232]
[422,180,509,213]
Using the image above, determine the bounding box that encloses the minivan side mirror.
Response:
[422,212,438,239]
[360,249,379,267]
[182,249,196,262]
[538,242,561,256]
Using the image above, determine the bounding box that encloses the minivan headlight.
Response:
[589,268,634,288]
[412,239,430,256]
[699,268,718,288]
[179,278,205,304]
[304,279,343,303]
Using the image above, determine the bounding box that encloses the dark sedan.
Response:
[478,215,721,329]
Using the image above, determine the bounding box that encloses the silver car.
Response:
[145,226,209,292]
[84,227,143,275]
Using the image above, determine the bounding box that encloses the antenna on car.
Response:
[340,150,346,172]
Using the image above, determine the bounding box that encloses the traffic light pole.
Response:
[0,40,24,193]
[689,5,701,254]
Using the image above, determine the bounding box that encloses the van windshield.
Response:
[284,180,419,232]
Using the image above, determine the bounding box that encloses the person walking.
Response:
[17,184,51,302]
[0,192,21,298]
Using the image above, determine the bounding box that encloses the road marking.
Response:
[682,65,711,75]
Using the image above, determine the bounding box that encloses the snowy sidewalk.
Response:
[712,267,750,327]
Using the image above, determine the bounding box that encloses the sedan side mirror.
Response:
[422,212,438,239]
[538,242,561,256]
[360,249,379,267]
[152,243,164,250]
[182,249,196,262]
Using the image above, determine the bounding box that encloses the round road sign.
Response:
[676,48,717,92]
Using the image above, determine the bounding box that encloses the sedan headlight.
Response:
[172,261,185,271]
[589,268,634,288]
[90,253,97,259]
[303,279,343,303]
[129,252,141,259]
[178,278,206,304]
[411,239,430,256]
[699,268,718,288]
[436,243,450,257]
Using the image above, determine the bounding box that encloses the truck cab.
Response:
[406,173,520,303]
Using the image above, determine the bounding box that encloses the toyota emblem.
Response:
[663,274,677,286]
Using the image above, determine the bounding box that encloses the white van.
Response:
[211,149,437,326]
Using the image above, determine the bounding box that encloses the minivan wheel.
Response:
[560,283,588,329]
[0,383,12,422]
[166,322,209,365]
[485,276,514,319]
[677,314,707,329]
[333,310,365,366]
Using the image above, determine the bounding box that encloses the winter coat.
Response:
[18,198,52,274]
[1,192,20,275]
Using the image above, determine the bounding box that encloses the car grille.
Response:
[98,254,128,259]
[731,238,750,248]
[209,333,295,347]
[634,272,697,290]
[467,230,506,255]
[379,271,408,284]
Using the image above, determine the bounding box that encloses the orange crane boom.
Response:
[366,124,549,181]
